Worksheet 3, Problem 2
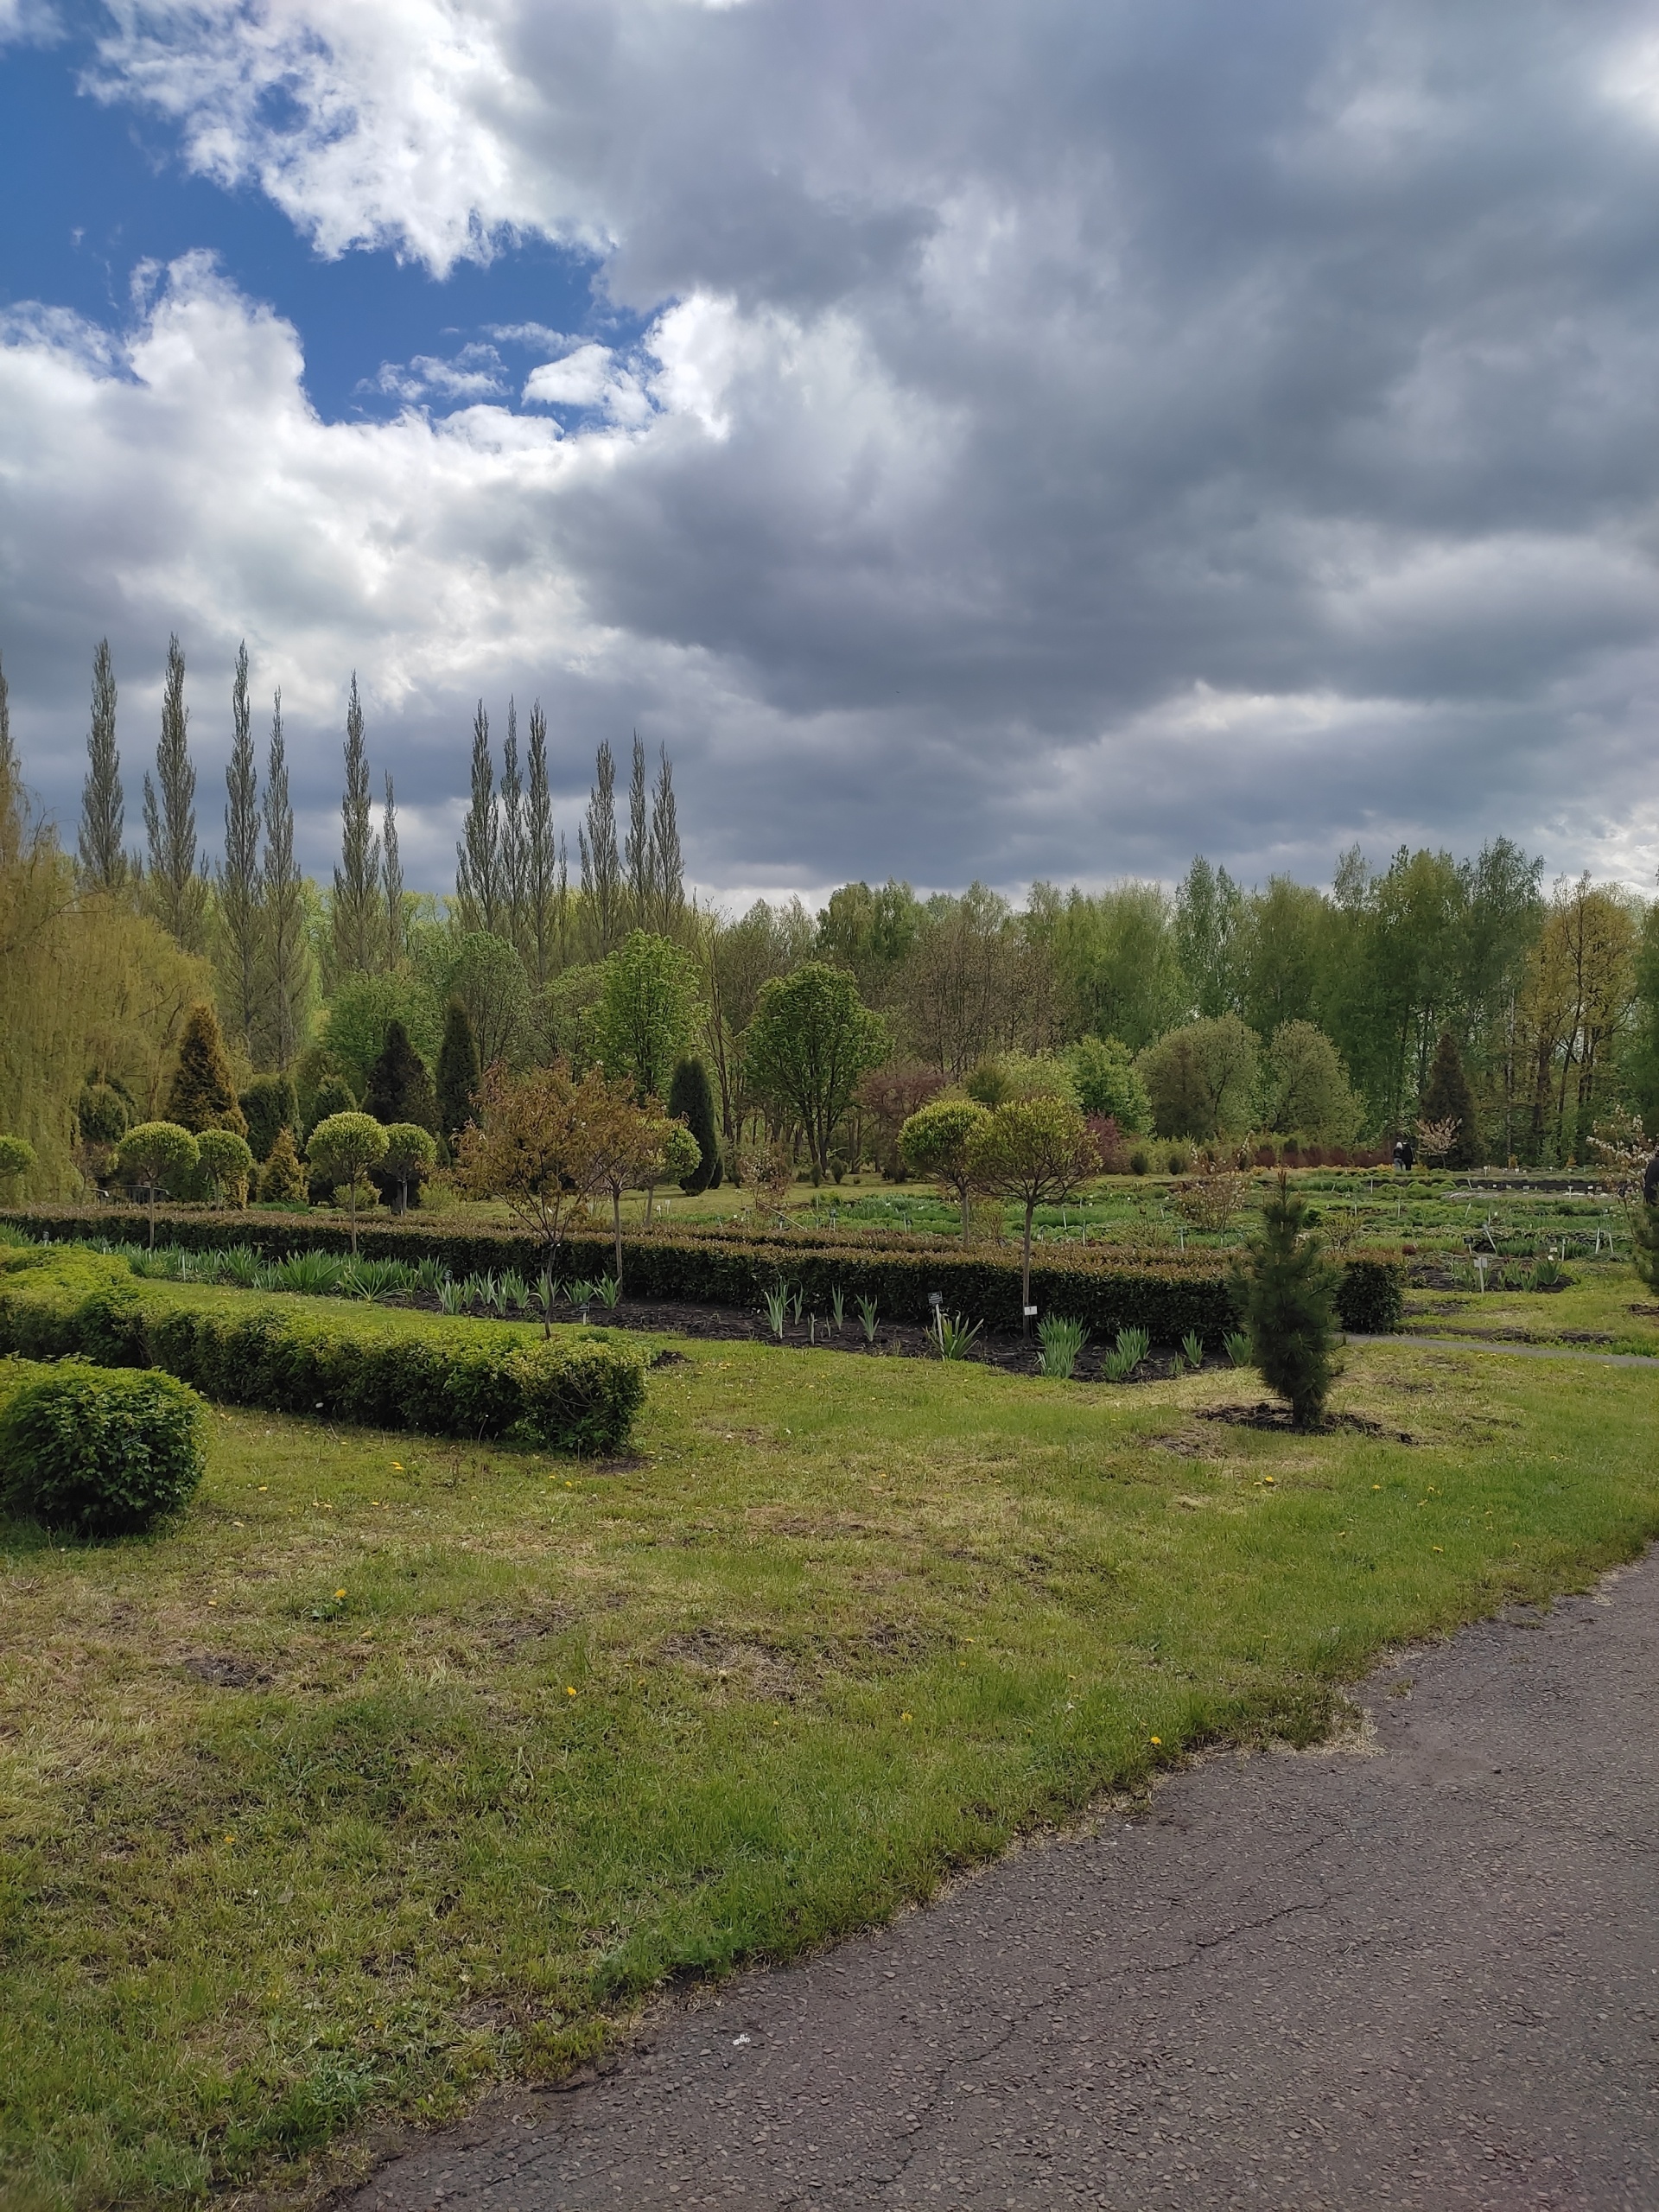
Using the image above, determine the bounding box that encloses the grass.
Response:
[3,1305,1657,2209]
[1401,1272,1659,1357]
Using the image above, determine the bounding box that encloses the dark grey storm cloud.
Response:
[3,0,1658,897]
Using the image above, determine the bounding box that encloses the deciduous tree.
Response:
[899,1095,991,1238]
[966,1095,1097,1332]
[744,962,889,1181]
[306,1111,388,1254]
[454,1060,613,1324]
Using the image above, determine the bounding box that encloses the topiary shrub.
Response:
[239,1074,297,1163]
[257,1125,308,1205]
[0,1359,207,1536]
[115,1122,200,1245]
[166,1004,248,1136]
[196,1128,254,1207]
[0,1135,36,1200]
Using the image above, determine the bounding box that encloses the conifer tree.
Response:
[383,772,404,969]
[143,634,208,950]
[1231,1173,1340,1429]
[626,729,652,930]
[436,996,481,1146]
[455,700,501,934]
[524,699,557,987]
[257,1122,307,1204]
[1419,1030,1480,1168]
[578,740,620,958]
[500,696,527,959]
[238,1071,297,1161]
[667,1056,721,1192]
[219,641,262,1055]
[365,1019,436,1130]
[257,691,311,1071]
[651,741,683,937]
[78,638,128,893]
[166,1002,247,1135]
[331,673,383,977]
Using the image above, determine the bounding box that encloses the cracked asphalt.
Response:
[348,1552,1659,2211]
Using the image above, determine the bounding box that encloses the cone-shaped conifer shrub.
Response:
[1231,1171,1340,1429]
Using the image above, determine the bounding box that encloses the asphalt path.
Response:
[349,1551,1659,2211]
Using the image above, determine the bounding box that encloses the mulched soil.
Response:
[1198,1402,1419,1442]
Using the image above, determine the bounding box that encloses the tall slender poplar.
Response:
[0,645,17,872]
[143,633,208,950]
[331,672,382,977]
[626,729,652,929]
[219,640,262,1053]
[78,639,128,893]
[578,739,620,958]
[499,696,527,957]
[383,772,404,968]
[651,741,684,936]
[524,699,557,986]
[454,700,501,933]
[258,690,310,1069]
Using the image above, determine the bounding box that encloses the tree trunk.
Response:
[612,1190,624,1288]
[1021,1202,1034,1334]
[348,1183,359,1257]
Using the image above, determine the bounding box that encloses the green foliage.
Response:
[1036,1312,1087,1378]
[325,974,441,1101]
[239,1073,297,1162]
[1419,1030,1481,1167]
[965,1093,1099,1322]
[116,1122,200,1236]
[1065,1035,1152,1133]
[307,1073,357,1139]
[436,997,480,1143]
[165,1002,246,1135]
[196,1128,254,1206]
[0,1357,207,1536]
[0,1135,35,1193]
[667,1058,721,1192]
[258,1125,308,1205]
[1137,1014,1262,1140]
[1623,901,1659,1139]
[379,1123,438,1213]
[0,1248,645,1453]
[75,1080,130,1149]
[1630,1199,1659,1294]
[594,931,700,1104]
[306,1113,389,1250]
[1232,1175,1341,1428]
[424,931,530,1071]
[744,961,889,1179]
[1264,1020,1361,1141]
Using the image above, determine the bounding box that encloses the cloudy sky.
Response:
[3,0,1658,906]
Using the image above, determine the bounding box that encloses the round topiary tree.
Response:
[380,1122,438,1215]
[165,1003,248,1135]
[899,1096,991,1240]
[196,1127,254,1208]
[0,1134,36,1202]
[306,1111,388,1252]
[257,1123,308,1205]
[115,1121,199,1246]
[0,1362,207,1537]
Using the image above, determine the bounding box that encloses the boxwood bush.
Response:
[0,1249,646,1453]
[0,1206,1404,1344]
[0,1357,207,1537]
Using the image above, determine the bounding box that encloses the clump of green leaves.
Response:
[0,1359,207,1537]
[1036,1313,1087,1378]
[1232,1172,1340,1429]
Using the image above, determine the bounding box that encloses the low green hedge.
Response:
[1,1208,1404,1343]
[0,1249,645,1453]
[0,1356,207,1536]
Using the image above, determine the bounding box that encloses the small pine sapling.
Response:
[1231,1171,1341,1429]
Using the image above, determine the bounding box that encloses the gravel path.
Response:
[348,1551,1659,2211]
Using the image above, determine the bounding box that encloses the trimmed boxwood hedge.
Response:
[0,1248,645,1453]
[0,1205,1404,1343]
[0,1356,207,1536]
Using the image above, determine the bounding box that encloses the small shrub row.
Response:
[3,1208,1404,1344]
[0,1249,646,1453]
[0,1356,207,1537]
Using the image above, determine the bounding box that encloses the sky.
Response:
[2,0,1658,909]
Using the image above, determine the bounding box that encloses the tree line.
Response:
[3,633,1657,1200]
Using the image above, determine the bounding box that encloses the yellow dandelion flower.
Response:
[1150,1736,1162,1745]
[567,1686,577,1696]
[335,1588,346,1599]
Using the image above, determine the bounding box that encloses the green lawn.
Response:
[1400,1272,1659,1356]
[3,1307,1656,2209]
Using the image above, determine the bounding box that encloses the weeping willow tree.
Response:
[0,700,213,1196]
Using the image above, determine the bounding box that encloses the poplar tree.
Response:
[0,645,16,874]
[455,700,501,933]
[499,697,527,958]
[626,729,652,930]
[257,690,310,1070]
[651,741,684,936]
[524,699,557,986]
[79,639,128,893]
[383,772,404,968]
[331,673,382,977]
[578,739,621,958]
[143,634,208,950]
[219,641,262,1055]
